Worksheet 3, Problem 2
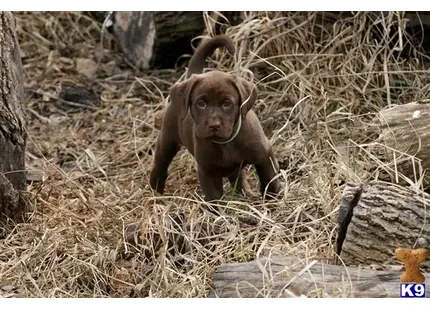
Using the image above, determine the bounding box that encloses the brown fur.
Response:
[149,35,282,202]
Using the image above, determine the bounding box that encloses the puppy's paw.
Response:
[201,201,223,216]
[263,179,284,200]
[149,169,166,194]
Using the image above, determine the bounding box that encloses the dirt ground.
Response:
[0,11,429,297]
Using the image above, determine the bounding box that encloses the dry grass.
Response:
[1,11,429,297]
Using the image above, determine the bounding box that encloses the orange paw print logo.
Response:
[395,248,429,283]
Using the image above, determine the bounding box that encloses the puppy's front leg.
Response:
[149,111,180,194]
[149,134,180,194]
[198,167,223,202]
[255,148,282,199]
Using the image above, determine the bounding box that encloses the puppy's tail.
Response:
[186,35,235,78]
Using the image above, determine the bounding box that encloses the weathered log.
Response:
[105,11,430,69]
[210,256,430,298]
[337,181,429,270]
[111,11,243,70]
[0,12,30,222]
[372,100,430,189]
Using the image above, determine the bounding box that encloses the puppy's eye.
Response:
[222,100,233,108]
[196,100,206,109]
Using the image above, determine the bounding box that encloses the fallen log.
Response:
[111,11,242,69]
[99,12,430,69]
[337,181,429,270]
[210,180,429,297]
[209,256,430,298]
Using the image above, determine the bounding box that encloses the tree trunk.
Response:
[0,11,29,222]
[111,11,243,70]
[336,181,429,269]
[374,101,430,189]
[210,256,430,298]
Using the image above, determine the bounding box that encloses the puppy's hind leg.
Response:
[149,112,180,194]
[255,148,282,199]
[149,134,180,194]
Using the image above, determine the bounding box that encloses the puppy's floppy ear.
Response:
[233,77,257,119]
[170,75,200,120]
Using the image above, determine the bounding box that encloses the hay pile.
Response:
[1,11,429,297]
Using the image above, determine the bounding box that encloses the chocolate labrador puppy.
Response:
[149,35,282,202]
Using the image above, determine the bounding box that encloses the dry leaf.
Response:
[75,58,97,78]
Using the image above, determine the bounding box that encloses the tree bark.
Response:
[0,11,29,222]
[336,181,429,269]
[371,100,430,189]
[210,256,430,298]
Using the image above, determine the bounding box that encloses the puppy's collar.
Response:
[211,115,242,145]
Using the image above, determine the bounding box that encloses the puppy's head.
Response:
[170,71,257,140]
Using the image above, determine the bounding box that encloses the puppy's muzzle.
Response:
[208,117,221,132]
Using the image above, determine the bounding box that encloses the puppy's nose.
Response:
[208,119,221,130]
